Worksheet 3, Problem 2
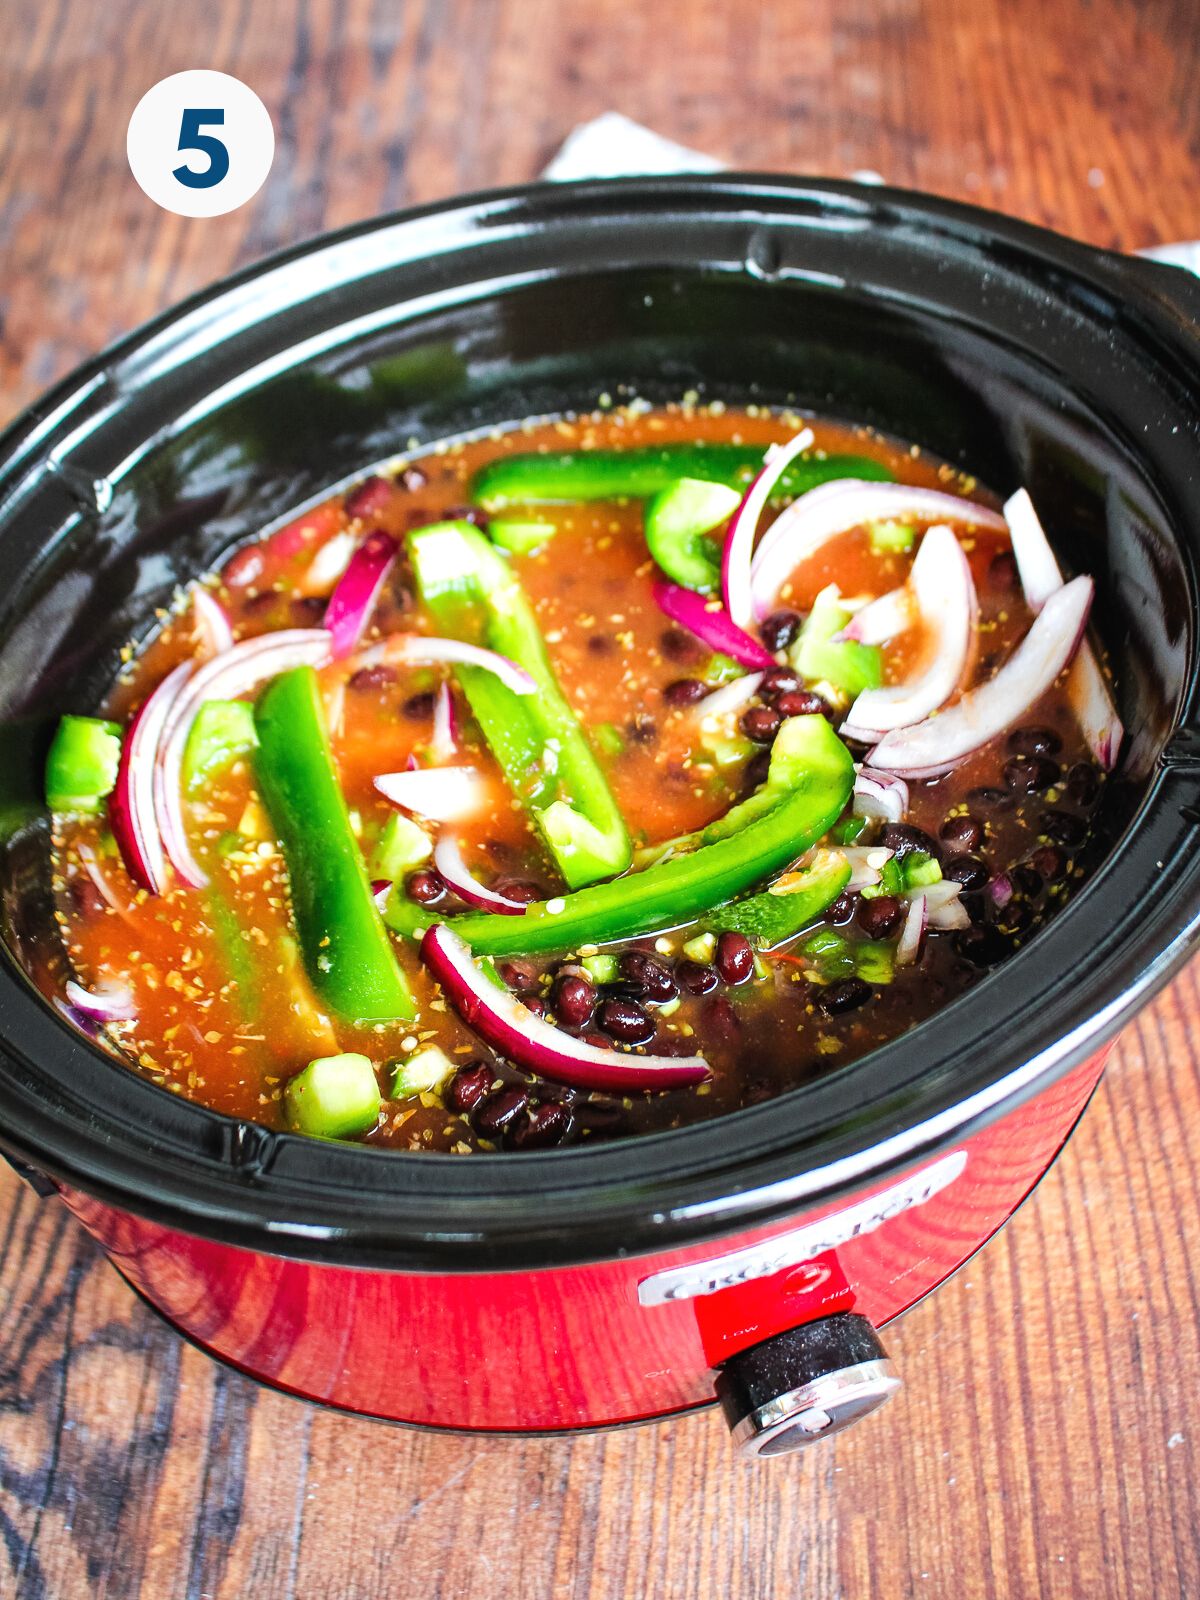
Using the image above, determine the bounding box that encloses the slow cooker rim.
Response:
[2,174,1199,1272]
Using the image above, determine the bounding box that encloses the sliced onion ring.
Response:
[358,633,537,696]
[375,766,488,822]
[693,671,764,720]
[922,879,970,930]
[652,579,774,670]
[1004,488,1123,770]
[840,525,978,740]
[896,894,927,965]
[371,879,393,911]
[433,833,528,915]
[839,844,894,890]
[835,587,915,646]
[110,659,194,894]
[154,630,334,890]
[64,977,137,1022]
[750,480,1007,620]
[324,530,399,658]
[866,577,1094,778]
[429,682,458,764]
[190,585,234,656]
[721,428,814,629]
[853,768,909,824]
[421,923,710,1093]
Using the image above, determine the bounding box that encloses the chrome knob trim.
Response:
[729,1357,901,1457]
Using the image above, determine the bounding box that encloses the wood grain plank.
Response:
[3,0,1200,1594]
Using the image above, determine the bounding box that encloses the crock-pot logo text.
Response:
[637,1150,968,1306]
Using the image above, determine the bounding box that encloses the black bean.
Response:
[741,706,782,744]
[1042,810,1087,847]
[403,690,437,720]
[759,665,802,700]
[576,1094,626,1131]
[406,869,445,905]
[509,1101,575,1150]
[774,690,831,719]
[627,714,658,745]
[743,750,772,790]
[715,931,755,985]
[70,879,107,919]
[524,996,548,1019]
[881,823,941,861]
[1010,864,1043,897]
[939,814,984,853]
[580,1030,615,1051]
[759,609,802,651]
[343,474,393,520]
[496,958,539,994]
[494,878,543,905]
[967,785,1016,814]
[857,894,903,939]
[618,951,677,1003]
[1031,844,1067,880]
[292,595,327,623]
[348,663,399,692]
[1066,762,1101,805]
[663,677,709,707]
[553,974,597,1028]
[597,997,656,1044]
[827,891,859,925]
[588,635,615,655]
[661,626,705,664]
[445,1062,495,1115]
[1007,725,1063,758]
[944,855,989,892]
[676,959,718,994]
[956,925,1010,967]
[819,977,873,1014]
[989,550,1019,589]
[704,995,741,1043]
[1003,755,1060,793]
[474,1086,530,1139]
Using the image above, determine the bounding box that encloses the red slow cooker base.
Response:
[56,1052,1108,1431]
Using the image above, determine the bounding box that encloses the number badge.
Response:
[127,71,274,218]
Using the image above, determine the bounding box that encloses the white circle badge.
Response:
[127,71,274,218]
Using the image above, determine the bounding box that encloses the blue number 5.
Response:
[174,109,230,189]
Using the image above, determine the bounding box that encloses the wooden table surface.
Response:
[3,1,1200,1595]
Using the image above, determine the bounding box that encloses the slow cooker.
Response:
[1,177,1198,1457]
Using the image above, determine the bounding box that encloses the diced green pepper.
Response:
[490,518,557,556]
[707,850,852,949]
[790,586,883,698]
[254,666,415,1022]
[184,700,258,791]
[473,444,894,509]
[408,521,631,888]
[901,851,943,890]
[390,1045,455,1097]
[682,931,717,963]
[390,714,853,956]
[285,1052,382,1139]
[644,477,741,591]
[867,519,916,554]
[853,942,895,984]
[581,952,618,984]
[592,722,625,758]
[370,813,433,881]
[832,814,868,844]
[45,715,122,814]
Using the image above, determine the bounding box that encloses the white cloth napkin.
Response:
[542,116,1198,277]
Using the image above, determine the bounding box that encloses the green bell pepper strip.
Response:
[184,700,258,791]
[45,715,122,814]
[790,586,882,699]
[408,521,632,888]
[489,518,557,556]
[472,444,894,509]
[644,478,742,591]
[707,850,852,950]
[254,666,415,1022]
[386,713,853,956]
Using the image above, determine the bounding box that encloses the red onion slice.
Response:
[750,481,1006,620]
[433,833,529,915]
[1004,489,1123,770]
[421,923,709,1093]
[324,530,399,658]
[852,768,909,823]
[428,682,459,764]
[721,428,814,628]
[693,671,764,720]
[190,585,234,656]
[64,977,137,1022]
[840,525,978,740]
[835,587,915,646]
[358,634,537,696]
[839,844,894,890]
[652,579,775,670]
[922,879,970,930]
[895,894,927,965]
[154,629,334,890]
[110,660,194,894]
[371,879,393,910]
[866,576,1094,778]
[375,766,488,822]
[299,528,359,594]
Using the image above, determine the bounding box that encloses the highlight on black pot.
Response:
[42,402,1120,1152]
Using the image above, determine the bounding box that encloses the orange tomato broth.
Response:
[50,404,1100,1151]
